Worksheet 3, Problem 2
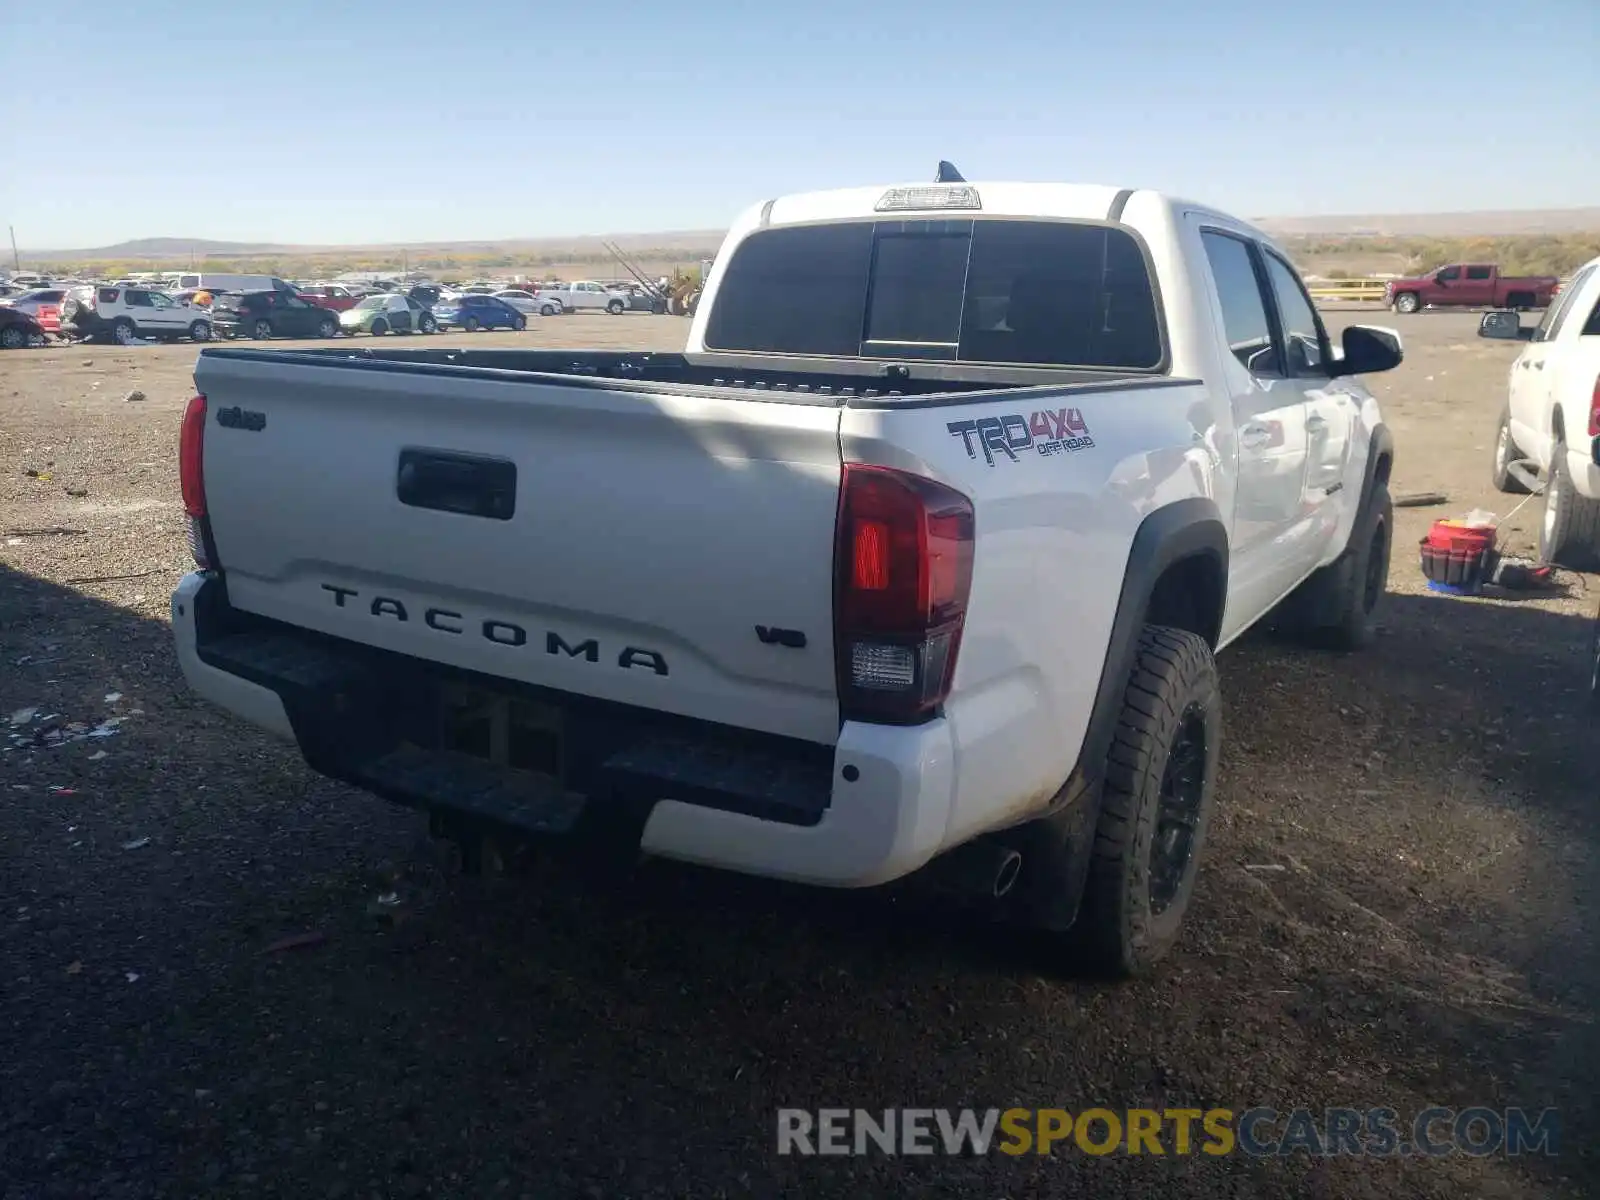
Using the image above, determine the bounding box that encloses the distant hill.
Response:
[31,230,729,262]
[24,209,1600,266]
[1254,208,1600,238]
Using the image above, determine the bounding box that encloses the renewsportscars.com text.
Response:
[775,1107,1560,1158]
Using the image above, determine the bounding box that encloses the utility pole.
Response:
[8,226,19,272]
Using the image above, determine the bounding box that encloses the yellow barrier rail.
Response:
[1305,279,1391,303]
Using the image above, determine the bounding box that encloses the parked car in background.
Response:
[0,306,46,348]
[1,288,67,335]
[60,286,213,344]
[491,290,556,317]
[431,293,527,332]
[213,291,341,340]
[1386,264,1561,314]
[533,280,630,314]
[298,284,365,312]
[339,294,438,336]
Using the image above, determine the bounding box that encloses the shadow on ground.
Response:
[2,563,1595,1200]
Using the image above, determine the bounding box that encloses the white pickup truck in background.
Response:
[171,168,1402,977]
[1484,253,1600,569]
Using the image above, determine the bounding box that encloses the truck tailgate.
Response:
[193,353,844,745]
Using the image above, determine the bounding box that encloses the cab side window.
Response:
[1262,252,1328,377]
[1438,266,1461,283]
[1534,264,1597,343]
[1201,230,1277,376]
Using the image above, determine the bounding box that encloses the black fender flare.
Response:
[1007,497,1228,931]
[1360,422,1394,513]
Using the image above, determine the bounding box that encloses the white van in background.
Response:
[174,273,295,295]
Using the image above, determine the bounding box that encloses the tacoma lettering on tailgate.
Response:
[947,409,1094,466]
[319,584,669,675]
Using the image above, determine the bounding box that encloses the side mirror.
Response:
[1329,325,1403,377]
[1478,310,1526,340]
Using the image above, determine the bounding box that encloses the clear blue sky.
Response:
[3,0,1597,250]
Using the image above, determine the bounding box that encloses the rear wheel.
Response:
[1068,626,1221,978]
[188,320,211,342]
[512,316,527,331]
[464,316,480,332]
[113,319,137,346]
[1539,442,1600,570]
[0,326,26,350]
[252,319,273,340]
[317,317,338,339]
[606,299,625,315]
[419,315,436,334]
[370,318,388,336]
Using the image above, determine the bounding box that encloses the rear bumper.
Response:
[169,573,957,887]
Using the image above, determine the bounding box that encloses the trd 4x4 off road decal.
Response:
[947,408,1095,466]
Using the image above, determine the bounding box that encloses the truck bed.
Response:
[197,344,1157,404]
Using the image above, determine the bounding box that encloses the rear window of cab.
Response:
[703,218,1164,371]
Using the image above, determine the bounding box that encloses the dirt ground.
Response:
[1,311,1596,1199]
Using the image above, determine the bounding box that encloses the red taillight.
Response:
[1588,375,1600,439]
[834,464,975,724]
[180,394,206,516]
[180,394,212,568]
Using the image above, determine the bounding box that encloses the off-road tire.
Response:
[1491,406,1530,493]
[1393,292,1420,314]
[1539,443,1600,571]
[1069,626,1221,978]
[1287,480,1393,651]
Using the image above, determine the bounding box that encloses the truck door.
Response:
[1258,248,1354,566]
[1461,264,1496,307]
[1195,227,1313,636]
[1431,264,1461,305]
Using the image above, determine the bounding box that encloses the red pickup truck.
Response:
[296,284,365,312]
[1384,264,1560,314]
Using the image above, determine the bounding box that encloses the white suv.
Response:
[1486,254,1600,568]
[61,285,214,345]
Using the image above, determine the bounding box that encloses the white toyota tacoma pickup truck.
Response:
[171,169,1403,976]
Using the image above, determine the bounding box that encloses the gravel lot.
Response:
[2,311,1596,1199]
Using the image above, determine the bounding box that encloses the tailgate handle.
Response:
[396,449,517,521]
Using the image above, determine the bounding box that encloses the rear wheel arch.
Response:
[1004,498,1228,935]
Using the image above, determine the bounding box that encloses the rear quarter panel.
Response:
[840,375,1217,849]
